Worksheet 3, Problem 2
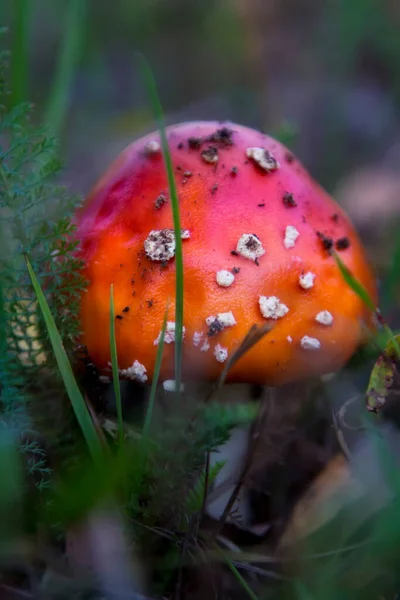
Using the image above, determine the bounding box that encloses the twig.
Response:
[206,324,272,402]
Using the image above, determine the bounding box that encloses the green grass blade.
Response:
[334,251,400,359]
[11,0,31,106]
[333,252,400,366]
[142,301,169,441]
[24,253,103,463]
[333,251,376,313]
[136,53,184,397]
[44,0,87,138]
[109,284,123,446]
[220,551,259,600]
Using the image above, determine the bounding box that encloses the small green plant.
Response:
[0,40,87,486]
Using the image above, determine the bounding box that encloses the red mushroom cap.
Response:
[75,121,377,385]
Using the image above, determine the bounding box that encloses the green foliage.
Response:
[0,52,86,483]
[366,333,400,413]
[126,399,258,540]
[185,459,226,516]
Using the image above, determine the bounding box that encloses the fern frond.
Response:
[185,459,226,517]
[0,48,86,484]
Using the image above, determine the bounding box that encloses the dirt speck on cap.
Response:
[188,137,202,149]
[154,193,167,210]
[317,231,334,252]
[283,192,297,208]
[206,127,234,147]
[336,237,350,250]
[211,184,218,195]
[285,152,294,164]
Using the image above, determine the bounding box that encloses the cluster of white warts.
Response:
[122,144,335,382]
[143,227,332,354]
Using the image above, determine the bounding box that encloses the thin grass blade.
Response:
[219,550,259,600]
[24,253,103,463]
[333,251,376,312]
[44,0,87,138]
[333,253,400,358]
[136,53,184,397]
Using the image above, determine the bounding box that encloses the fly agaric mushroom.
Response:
[74,121,377,385]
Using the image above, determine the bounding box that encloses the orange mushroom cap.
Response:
[74,121,377,385]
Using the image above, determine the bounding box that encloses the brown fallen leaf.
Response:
[278,454,359,549]
[279,422,400,550]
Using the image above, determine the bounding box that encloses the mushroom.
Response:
[74,121,377,385]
